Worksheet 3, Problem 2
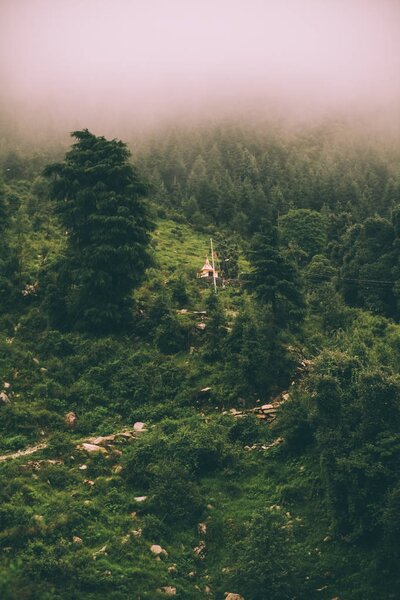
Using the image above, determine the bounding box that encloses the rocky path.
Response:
[0,422,147,463]
[0,442,49,463]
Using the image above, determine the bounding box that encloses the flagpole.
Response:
[210,238,217,293]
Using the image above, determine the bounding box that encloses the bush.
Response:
[148,460,204,526]
[123,417,235,489]
[223,508,297,600]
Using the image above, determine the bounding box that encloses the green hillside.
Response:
[0,124,400,599]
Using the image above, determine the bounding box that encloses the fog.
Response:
[1,0,400,138]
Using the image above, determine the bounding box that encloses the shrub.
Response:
[149,460,204,526]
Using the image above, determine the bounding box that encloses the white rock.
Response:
[0,392,9,403]
[72,536,83,544]
[225,594,245,600]
[198,522,207,535]
[92,545,107,559]
[133,422,146,432]
[131,528,142,537]
[150,544,168,557]
[134,496,148,503]
[80,443,107,454]
[65,411,77,428]
[168,564,177,574]
[160,587,176,596]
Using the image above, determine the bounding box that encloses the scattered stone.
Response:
[93,545,107,559]
[205,585,212,593]
[79,464,88,470]
[133,422,146,432]
[79,443,107,454]
[198,522,207,535]
[188,571,196,577]
[160,587,176,596]
[33,515,44,524]
[131,529,142,537]
[84,479,95,486]
[196,322,206,330]
[150,544,168,557]
[0,392,10,404]
[112,464,123,474]
[130,511,137,519]
[193,540,206,558]
[323,535,332,543]
[22,459,62,471]
[200,387,212,393]
[134,496,148,503]
[65,411,77,428]
[225,594,245,600]
[86,435,116,445]
[3,382,10,389]
[168,564,177,574]
[72,536,83,544]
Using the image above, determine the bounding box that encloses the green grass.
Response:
[152,219,211,278]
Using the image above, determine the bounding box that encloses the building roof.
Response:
[199,258,214,272]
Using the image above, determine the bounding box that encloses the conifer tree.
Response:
[247,222,305,330]
[43,129,152,333]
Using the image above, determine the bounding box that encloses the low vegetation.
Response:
[0,123,399,599]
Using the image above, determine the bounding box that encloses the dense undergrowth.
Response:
[0,123,400,599]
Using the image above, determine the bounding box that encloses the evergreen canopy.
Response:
[43,129,152,333]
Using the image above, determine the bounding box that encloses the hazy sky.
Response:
[1,0,400,133]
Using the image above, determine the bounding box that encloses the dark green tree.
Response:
[279,208,328,265]
[247,222,305,330]
[43,129,152,333]
[0,180,20,317]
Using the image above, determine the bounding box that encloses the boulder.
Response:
[65,411,77,428]
[150,544,168,557]
[198,522,207,535]
[92,545,107,559]
[168,564,178,574]
[0,392,10,404]
[87,435,115,445]
[193,540,206,558]
[134,496,148,503]
[133,422,146,432]
[79,443,107,454]
[72,536,83,544]
[160,587,176,596]
[131,528,142,537]
[225,594,245,600]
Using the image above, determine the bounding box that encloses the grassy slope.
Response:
[0,216,395,599]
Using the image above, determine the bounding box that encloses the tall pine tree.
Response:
[43,130,152,333]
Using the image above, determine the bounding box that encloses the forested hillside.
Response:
[0,121,400,599]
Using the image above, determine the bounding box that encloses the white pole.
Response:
[210,238,217,293]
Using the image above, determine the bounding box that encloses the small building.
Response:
[197,258,219,279]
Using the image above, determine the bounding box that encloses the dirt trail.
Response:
[0,442,48,462]
[0,426,144,463]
